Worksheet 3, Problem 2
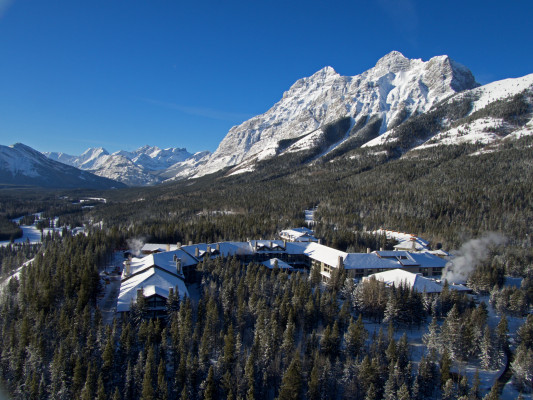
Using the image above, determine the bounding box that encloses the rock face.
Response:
[0,143,125,189]
[194,51,479,176]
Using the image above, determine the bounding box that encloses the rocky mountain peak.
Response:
[374,51,411,73]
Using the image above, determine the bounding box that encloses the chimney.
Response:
[318,239,322,245]
[367,248,371,254]
[337,256,343,269]
[411,237,416,251]
[177,242,181,249]
[269,241,273,249]
[125,260,131,276]
[216,243,220,252]
[188,240,193,246]
[175,258,182,275]
[195,247,199,257]
[166,244,170,252]
[169,287,174,297]
[380,247,384,252]
[207,245,211,255]
[283,239,287,248]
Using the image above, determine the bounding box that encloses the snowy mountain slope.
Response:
[364,73,533,152]
[0,143,125,189]
[193,51,478,177]
[44,145,204,186]
[159,151,211,182]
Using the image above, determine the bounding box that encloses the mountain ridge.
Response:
[35,51,533,185]
[0,143,125,189]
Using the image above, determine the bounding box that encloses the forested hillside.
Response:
[1,138,533,398]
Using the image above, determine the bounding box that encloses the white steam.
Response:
[127,238,145,257]
[442,233,507,284]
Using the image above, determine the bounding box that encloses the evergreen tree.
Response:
[440,349,452,388]
[480,325,495,369]
[423,316,441,360]
[278,356,302,400]
[141,347,155,400]
[397,382,411,400]
[203,366,216,400]
[511,343,533,392]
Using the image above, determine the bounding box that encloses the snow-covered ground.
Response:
[358,289,531,399]
[0,214,84,247]
[305,207,317,226]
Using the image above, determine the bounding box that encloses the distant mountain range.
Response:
[2,51,532,188]
[0,143,125,189]
[44,145,210,186]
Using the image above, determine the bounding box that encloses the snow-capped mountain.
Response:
[363,73,533,151]
[0,143,125,189]
[193,51,479,177]
[45,145,203,186]
[40,51,533,185]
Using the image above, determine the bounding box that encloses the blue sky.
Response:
[1,0,532,155]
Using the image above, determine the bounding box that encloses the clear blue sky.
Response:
[1,0,532,155]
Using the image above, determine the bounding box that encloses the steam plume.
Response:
[442,232,507,284]
[127,238,145,257]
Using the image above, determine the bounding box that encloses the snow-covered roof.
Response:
[343,253,401,270]
[300,242,347,267]
[180,242,255,258]
[393,239,429,251]
[141,243,179,253]
[261,258,293,270]
[279,227,318,242]
[117,267,188,312]
[424,249,450,257]
[125,249,198,278]
[364,269,444,293]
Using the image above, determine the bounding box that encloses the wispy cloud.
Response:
[142,98,254,122]
[0,0,13,18]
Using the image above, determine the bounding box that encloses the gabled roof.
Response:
[261,258,293,270]
[125,249,198,277]
[279,227,318,242]
[117,267,189,312]
[364,269,444,293]
[393,240,429,251]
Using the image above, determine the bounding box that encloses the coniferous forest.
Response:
[1,139,533,399]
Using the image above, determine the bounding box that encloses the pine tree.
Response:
[113,387,121,400]
[345,315,367,359]
[157,357,168,400]
[483,383,500,400]
[203,366,216,400]
[511,342,533,392]
[96,373,107,400]
[307,354,320,400]
[440,349,452,388]
[364,383,378,400]
[480,325,495,369]
[442,378,455,400]
[141,347,155,400]
[423,316,441,360]
[397,383,411,400]
[495,315,509,367]
[278,356,302,400]
[468,370,481,400]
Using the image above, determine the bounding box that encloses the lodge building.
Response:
[116,231,448,317]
